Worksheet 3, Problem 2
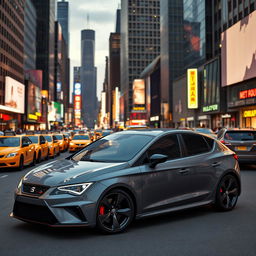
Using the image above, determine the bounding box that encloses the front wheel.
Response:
[96,189,134,234]
[17,156,24,171]
[215,175,239,211]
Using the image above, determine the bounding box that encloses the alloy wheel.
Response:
[97,190,134,233]
[216,175,239,211]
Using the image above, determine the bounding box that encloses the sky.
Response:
[69,0,120,99]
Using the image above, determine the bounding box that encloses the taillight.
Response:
[233,154,238,161]
[220,140,231,145]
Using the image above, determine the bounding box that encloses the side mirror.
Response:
[40,141,45,145]
[149,154,168,168]
[53,140,58,143]
[22,142,30,148]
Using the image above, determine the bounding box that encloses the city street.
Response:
[0,154,256,256]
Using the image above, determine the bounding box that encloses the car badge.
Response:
[30,186,36,193]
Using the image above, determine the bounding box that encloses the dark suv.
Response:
[217,128,256,164]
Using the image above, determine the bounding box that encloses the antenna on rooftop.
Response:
[87,14,90,29]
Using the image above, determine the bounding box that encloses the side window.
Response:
[147,134,181,160]
[53,136,57,141]
[204,136,215,149]
[40,136,45,144]
[23,137,31,144]
[182,133,210,156]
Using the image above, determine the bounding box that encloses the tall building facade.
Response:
[32,0,55,102]
[80,29,97,128]
[24,0,37,71]
[57,0,69,51]
[0,0,25,130]
[120,0,160,124]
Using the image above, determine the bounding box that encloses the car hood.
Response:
[71,140,90,144]
[0,147,20,155]
[23,159,128,187]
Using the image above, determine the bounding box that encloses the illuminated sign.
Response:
[74,83,81,96]
[203,104,219,112]
[133,107,145,111]
[187,69,198,109]
[243,110,256,117]
[133,79,145,105]
[240,88,256,99]
[28,114,38,120]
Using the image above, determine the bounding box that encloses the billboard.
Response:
[133,79,145,105]
[27,82,42,122]
[221,10,256,87]
[5,76,25,113]
[74,82,81,96]
[187,69,198,109]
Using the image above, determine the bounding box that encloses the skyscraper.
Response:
[57,0,69,54]
[120,0,160,124]
[80,29,97,128]
[32,0,56,101]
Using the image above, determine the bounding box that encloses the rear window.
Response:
[224,131,256,141]
[182,133,210,156]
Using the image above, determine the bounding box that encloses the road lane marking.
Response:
[0,175,8,179]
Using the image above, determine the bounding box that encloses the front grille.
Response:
[76,144,84,146]
[0,155,5,158]
[13,201,58,225]
[22,184,49,196]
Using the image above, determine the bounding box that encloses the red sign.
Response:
[240,88,256,99]
[74,95,81,110]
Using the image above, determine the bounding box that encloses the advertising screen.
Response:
[27,82,42,121]
[5,77,25,113]
[221,10,256,86]
[133,79,145,105]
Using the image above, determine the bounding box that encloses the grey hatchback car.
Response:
[217,128,256,164]
[12,130,241,233]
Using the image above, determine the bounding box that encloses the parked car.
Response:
[12,130,240,233]
[217,128,256,164]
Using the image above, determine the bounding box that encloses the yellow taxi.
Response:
[69,133,91,152]
[94,129,103,140]
[0,132,36,170]
[26,131,49,163]
[53,134,68,152]
[42,134,60,158]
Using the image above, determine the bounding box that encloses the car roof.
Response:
[116,129,200,137]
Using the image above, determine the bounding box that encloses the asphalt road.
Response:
[0,155,256,256]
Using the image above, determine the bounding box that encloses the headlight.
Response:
[6,152,18,158]
[17,179,23,189]
[56,183,92,195]
[69,142,74,146]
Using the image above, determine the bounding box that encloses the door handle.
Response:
[211,162,221,167]
[178,168,190,174]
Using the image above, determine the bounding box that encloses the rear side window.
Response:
[147,134,181,160]
[182,133,210,156]
[204,136,215,149]
[224,131,256,141]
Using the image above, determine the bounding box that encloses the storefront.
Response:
[227,81,256,128]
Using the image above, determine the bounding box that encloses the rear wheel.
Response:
[17,156,24,171]
[215,175,239,211]
[37,151,41,163]
[97,189,134,234]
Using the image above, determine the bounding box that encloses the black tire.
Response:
[45,149,49,160]
[57,148,60,156]
[37,151,41,163]
[96,189,134,234]
[215,174,239,211]
[31,153,37,166]
[17,155,24,171]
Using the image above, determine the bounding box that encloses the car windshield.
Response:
[72,133,153,162]
[72,135,90,140]
[55,135,63,140]
[27,136,39,144]
[224,131,256,141]
[0,137,20,147]
[102,131,112,136]
[44,136,52,142]
[195,128,214,134]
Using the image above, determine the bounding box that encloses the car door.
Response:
[22,137,33,164]
[40,136,48,158]
[139,134,197,213]
[179,133,218,202]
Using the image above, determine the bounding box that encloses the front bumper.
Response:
[69,146,86,152]
[11,183,106,227]
[0,157,19,168]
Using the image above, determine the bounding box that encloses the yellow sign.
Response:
[243,110,256,117]
[187,69,198,109]
[28,114,38,120]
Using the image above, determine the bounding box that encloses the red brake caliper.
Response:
[99,206,105,215]
[220,188,223,193]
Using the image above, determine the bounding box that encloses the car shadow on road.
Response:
[240,164,256,171]
[12,205,217,238]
